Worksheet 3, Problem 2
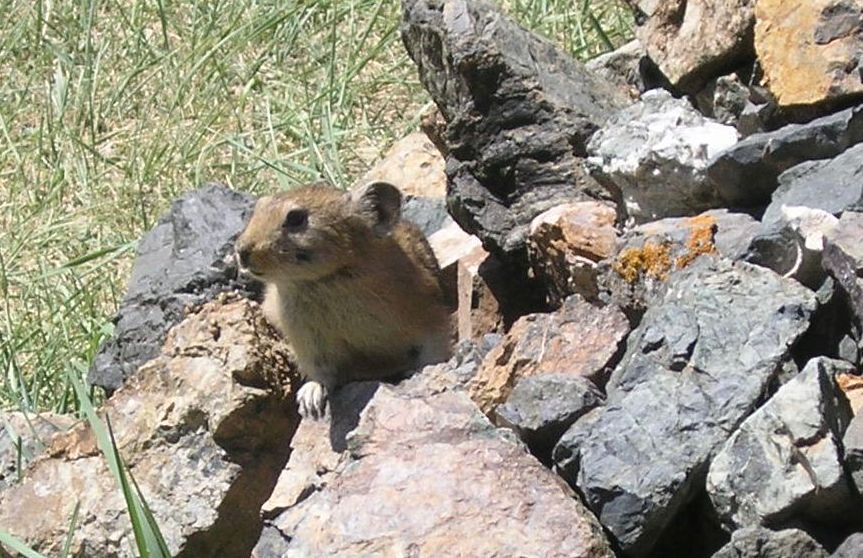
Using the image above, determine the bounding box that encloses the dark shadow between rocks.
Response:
[328,382,381,453]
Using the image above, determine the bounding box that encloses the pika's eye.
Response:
[283,209,308,231]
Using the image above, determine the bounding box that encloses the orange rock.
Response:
[838,373,863,415]
[357,132,446,198]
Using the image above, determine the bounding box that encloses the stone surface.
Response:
[402,0,628,265]
[762,144,863,225]
[0,299,298,558]
[706,357,857,530]
[585,40,652,99]
[823,212,863,331]
[89,184,257,392]
[755,0,863,108]
[838,372,863,415]
[844,411,863,494]
[470,294,629,416]
[358,132,447,199]
[694,74,756,128]
[255,367,614,558]
[554,257,817,558]
[706,104,863,208]
[586,89,738,222]
[495,374,604,462]
[832,533,863,558]
[401,195,454,238]
[0,412,76,493]
[635,0,756,93]
[711,527,829,558]
[528,201,619,305]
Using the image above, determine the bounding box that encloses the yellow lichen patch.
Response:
[613,242,673,283]
[676,215,718,269]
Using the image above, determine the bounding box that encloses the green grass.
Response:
[0,0,632,413]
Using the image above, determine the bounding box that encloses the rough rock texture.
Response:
[706,357,857,530]
[0,299,297,558]
[832,533,863,558]
[469,294,629,415]
[711,527,829,558]
[693,74,754,128]
[495,374,604,462]
[0,412,76,492]
[586,40,652,99]
[706,104,863,207]
[824,212,863,334]
[635,0,756,93]
[254,368,614,558]
[762,143,863,225]
[755,0,863,108]
[402,0,628,265]
[358,132,447,198]
[89,184,257,392]
[586,89,738,222]
[554,257,817,558]
[402,195,454,238]
[527,201,619,305]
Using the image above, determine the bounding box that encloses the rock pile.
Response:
[4,0,863,557]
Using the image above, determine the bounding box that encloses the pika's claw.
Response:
[297,381,328,420]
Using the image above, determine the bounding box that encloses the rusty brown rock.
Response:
[636,0,756,93]
[469,295,629,416]
[357,132,446,198]
[528,201,619,306]
[755,0,863,108]
[0,298,298,558]
[254,371,613,558]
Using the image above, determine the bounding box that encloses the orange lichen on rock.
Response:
[613,242,673,283]
[676,214,718,269]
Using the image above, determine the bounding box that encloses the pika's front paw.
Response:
[297,381,328,420]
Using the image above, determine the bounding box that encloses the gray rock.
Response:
[706,104,863,207]
[585,40,666,98]
[401,0,628,265]
[586,89,738,222]
[711,527,828,558]
[554,257,817,558]
[495,374,604,462]
[843,412,863,497]
[706,357,856,530]
[0,412,76,492]
[823,212,863,332]
[694,74,755,128]
[89,184,256,392]
[832,533,863,558]
[762,144,863,225]
[401,195,454,237]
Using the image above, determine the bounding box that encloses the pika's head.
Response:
[235,181,402,282]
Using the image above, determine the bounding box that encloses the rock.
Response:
[762,144,863,225]
[832,533,863,558]
[255,368,614,558]
[495,374,604,463]
[844,411,863,496]
[527,201,619,306]
[694,74,756,128]
[402,0,628,265]
[824,212,863,330]
[706,104,863,208]
[554,257,817,558]
[838,373,863,414]
[586,89,738,222]
[401,195,454,238]
[711,527,829,558]
[635,0,756,93]
[89,184,257,392]
[470,294,629,416]
[706,357,857,530]
[0,298,298,558]
[0,412,76,492]
[755,0,863,109]
[599,211,753,318]
[586,40,659,99]
[358,132,447,198]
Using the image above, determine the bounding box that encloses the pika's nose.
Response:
[236,246,251,268]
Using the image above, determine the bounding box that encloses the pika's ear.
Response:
[351,181,402,236]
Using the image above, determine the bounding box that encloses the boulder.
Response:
[401,0,628,265]
[89,184,257,392]
[832,533,863,558]
[554,257,817,558]
[0,298,297,558]
[762,144,863,225]
[843,411,863,496]
[711,527,828,558]
[755,0,863,109]
[586,89,738,222]
[527,201,619,306]
[585,40,661,99]
[401,195,454,238]
[357,132,447,199]
[469,295,629,416]
[254,367,614,558]
[0,412,76,493]
[634,0,756,93]
[824,212,863,330]
[706,104,863,208]
[706,357,857,530]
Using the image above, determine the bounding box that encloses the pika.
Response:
[235,181,452,419]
